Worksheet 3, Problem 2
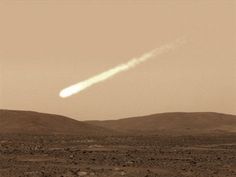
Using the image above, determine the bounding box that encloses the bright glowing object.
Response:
[59,38,185,98]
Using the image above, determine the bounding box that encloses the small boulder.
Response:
[77,171,88,176]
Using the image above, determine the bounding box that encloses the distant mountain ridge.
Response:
[0,110,235,135]
[86,112,236,135]
[0,110,115,135]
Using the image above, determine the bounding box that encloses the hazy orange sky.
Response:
[0,0,235,120]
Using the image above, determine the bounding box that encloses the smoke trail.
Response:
[59,38,186,98]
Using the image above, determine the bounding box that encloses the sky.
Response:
[0,0,235,120]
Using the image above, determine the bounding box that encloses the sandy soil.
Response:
[0,134,235,177]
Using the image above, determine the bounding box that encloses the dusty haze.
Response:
[0,0,235,120]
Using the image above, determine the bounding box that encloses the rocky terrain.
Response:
[0,134,235,177]
[0,110,235,177]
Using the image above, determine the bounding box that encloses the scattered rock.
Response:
[77,171,88,176]
[120,171,126,176]
[89,172,95,176]
[114,167,121,171]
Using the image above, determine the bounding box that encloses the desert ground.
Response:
[1,110,236,177]
[0,133,235,177]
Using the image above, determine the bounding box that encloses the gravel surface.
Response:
[0,134,235,177]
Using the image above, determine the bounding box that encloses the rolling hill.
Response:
[1,110,235,135]
[0,110,115,135]
[86,112,236,135]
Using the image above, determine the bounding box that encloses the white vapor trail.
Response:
[59,38,186,98]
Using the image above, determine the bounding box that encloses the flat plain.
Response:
[0,134,235,177]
